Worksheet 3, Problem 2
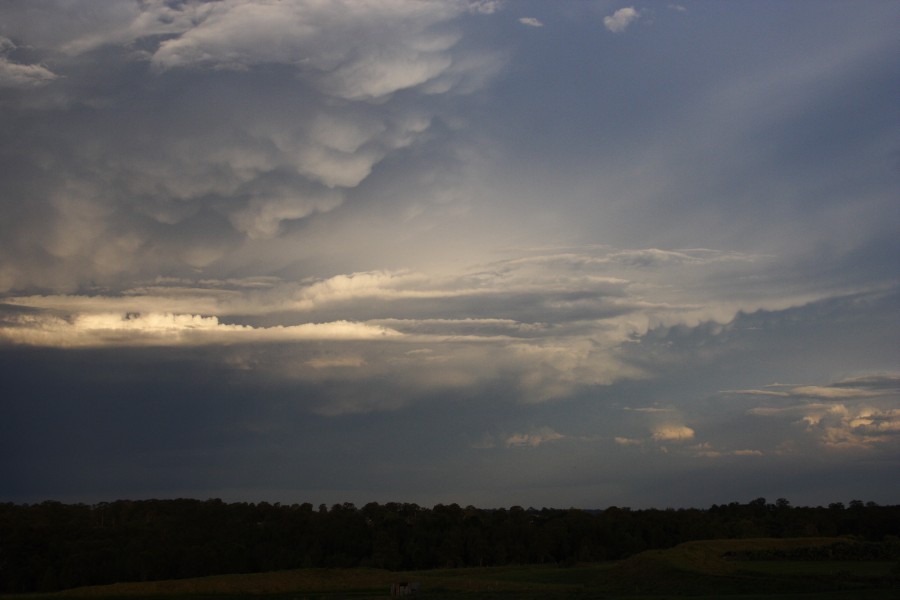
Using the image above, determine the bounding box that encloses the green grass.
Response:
[5,538,897,600]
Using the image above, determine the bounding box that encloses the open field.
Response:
[4,538,897,599]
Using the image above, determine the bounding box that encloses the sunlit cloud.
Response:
[743,375,900,452]
[614,437,642,446]
[505,427,565,448]
[726,375,900,402]
[2,245,889,413]
[305,356,367,369]
[651,424,695,442]
[0,312,400,348]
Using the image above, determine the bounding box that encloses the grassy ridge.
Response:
[606,537,898,597]
[6,537,897,599]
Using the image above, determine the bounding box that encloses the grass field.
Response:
[5,538,897,599]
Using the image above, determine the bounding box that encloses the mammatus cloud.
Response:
[0,0,505,291]
[604,7,640,33]
[145,1,467,101]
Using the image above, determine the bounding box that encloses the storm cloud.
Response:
[1,0,897,509]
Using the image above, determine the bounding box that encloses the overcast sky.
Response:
[1,0,898,509]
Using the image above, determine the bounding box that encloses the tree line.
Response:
[1,497,898,592]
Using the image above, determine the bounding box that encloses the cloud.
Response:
[0,36,56,88]
[467,0,503,15]
[0,0,505,293]
[518,17,543,28]
[505,427,565,448]
[306,356,367,369]
[604,7,640,33]
[144,0,466,101]
[0,58,57,88]
[689,443,762,458]
[228,186,344,240]
[0,312,400,348]
[651,424,695,442]
[743,374,900,451]
[4,245,890,413]
[0,0,896,510]
[614,436,642,446]
[790,385,883,400]
[832,374,900,391]
[726,376,899,402]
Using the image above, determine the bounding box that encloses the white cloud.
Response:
[519,17,543,28]
[604,7,641,33]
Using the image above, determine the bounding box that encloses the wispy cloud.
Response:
[689,443,762,458]
[518,17,543,28]
[725,375,900,402]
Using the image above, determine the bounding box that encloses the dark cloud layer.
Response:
[1,0,898,508]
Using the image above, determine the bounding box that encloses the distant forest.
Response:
[2,498,898,593]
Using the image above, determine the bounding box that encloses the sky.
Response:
[1,0,898,510]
